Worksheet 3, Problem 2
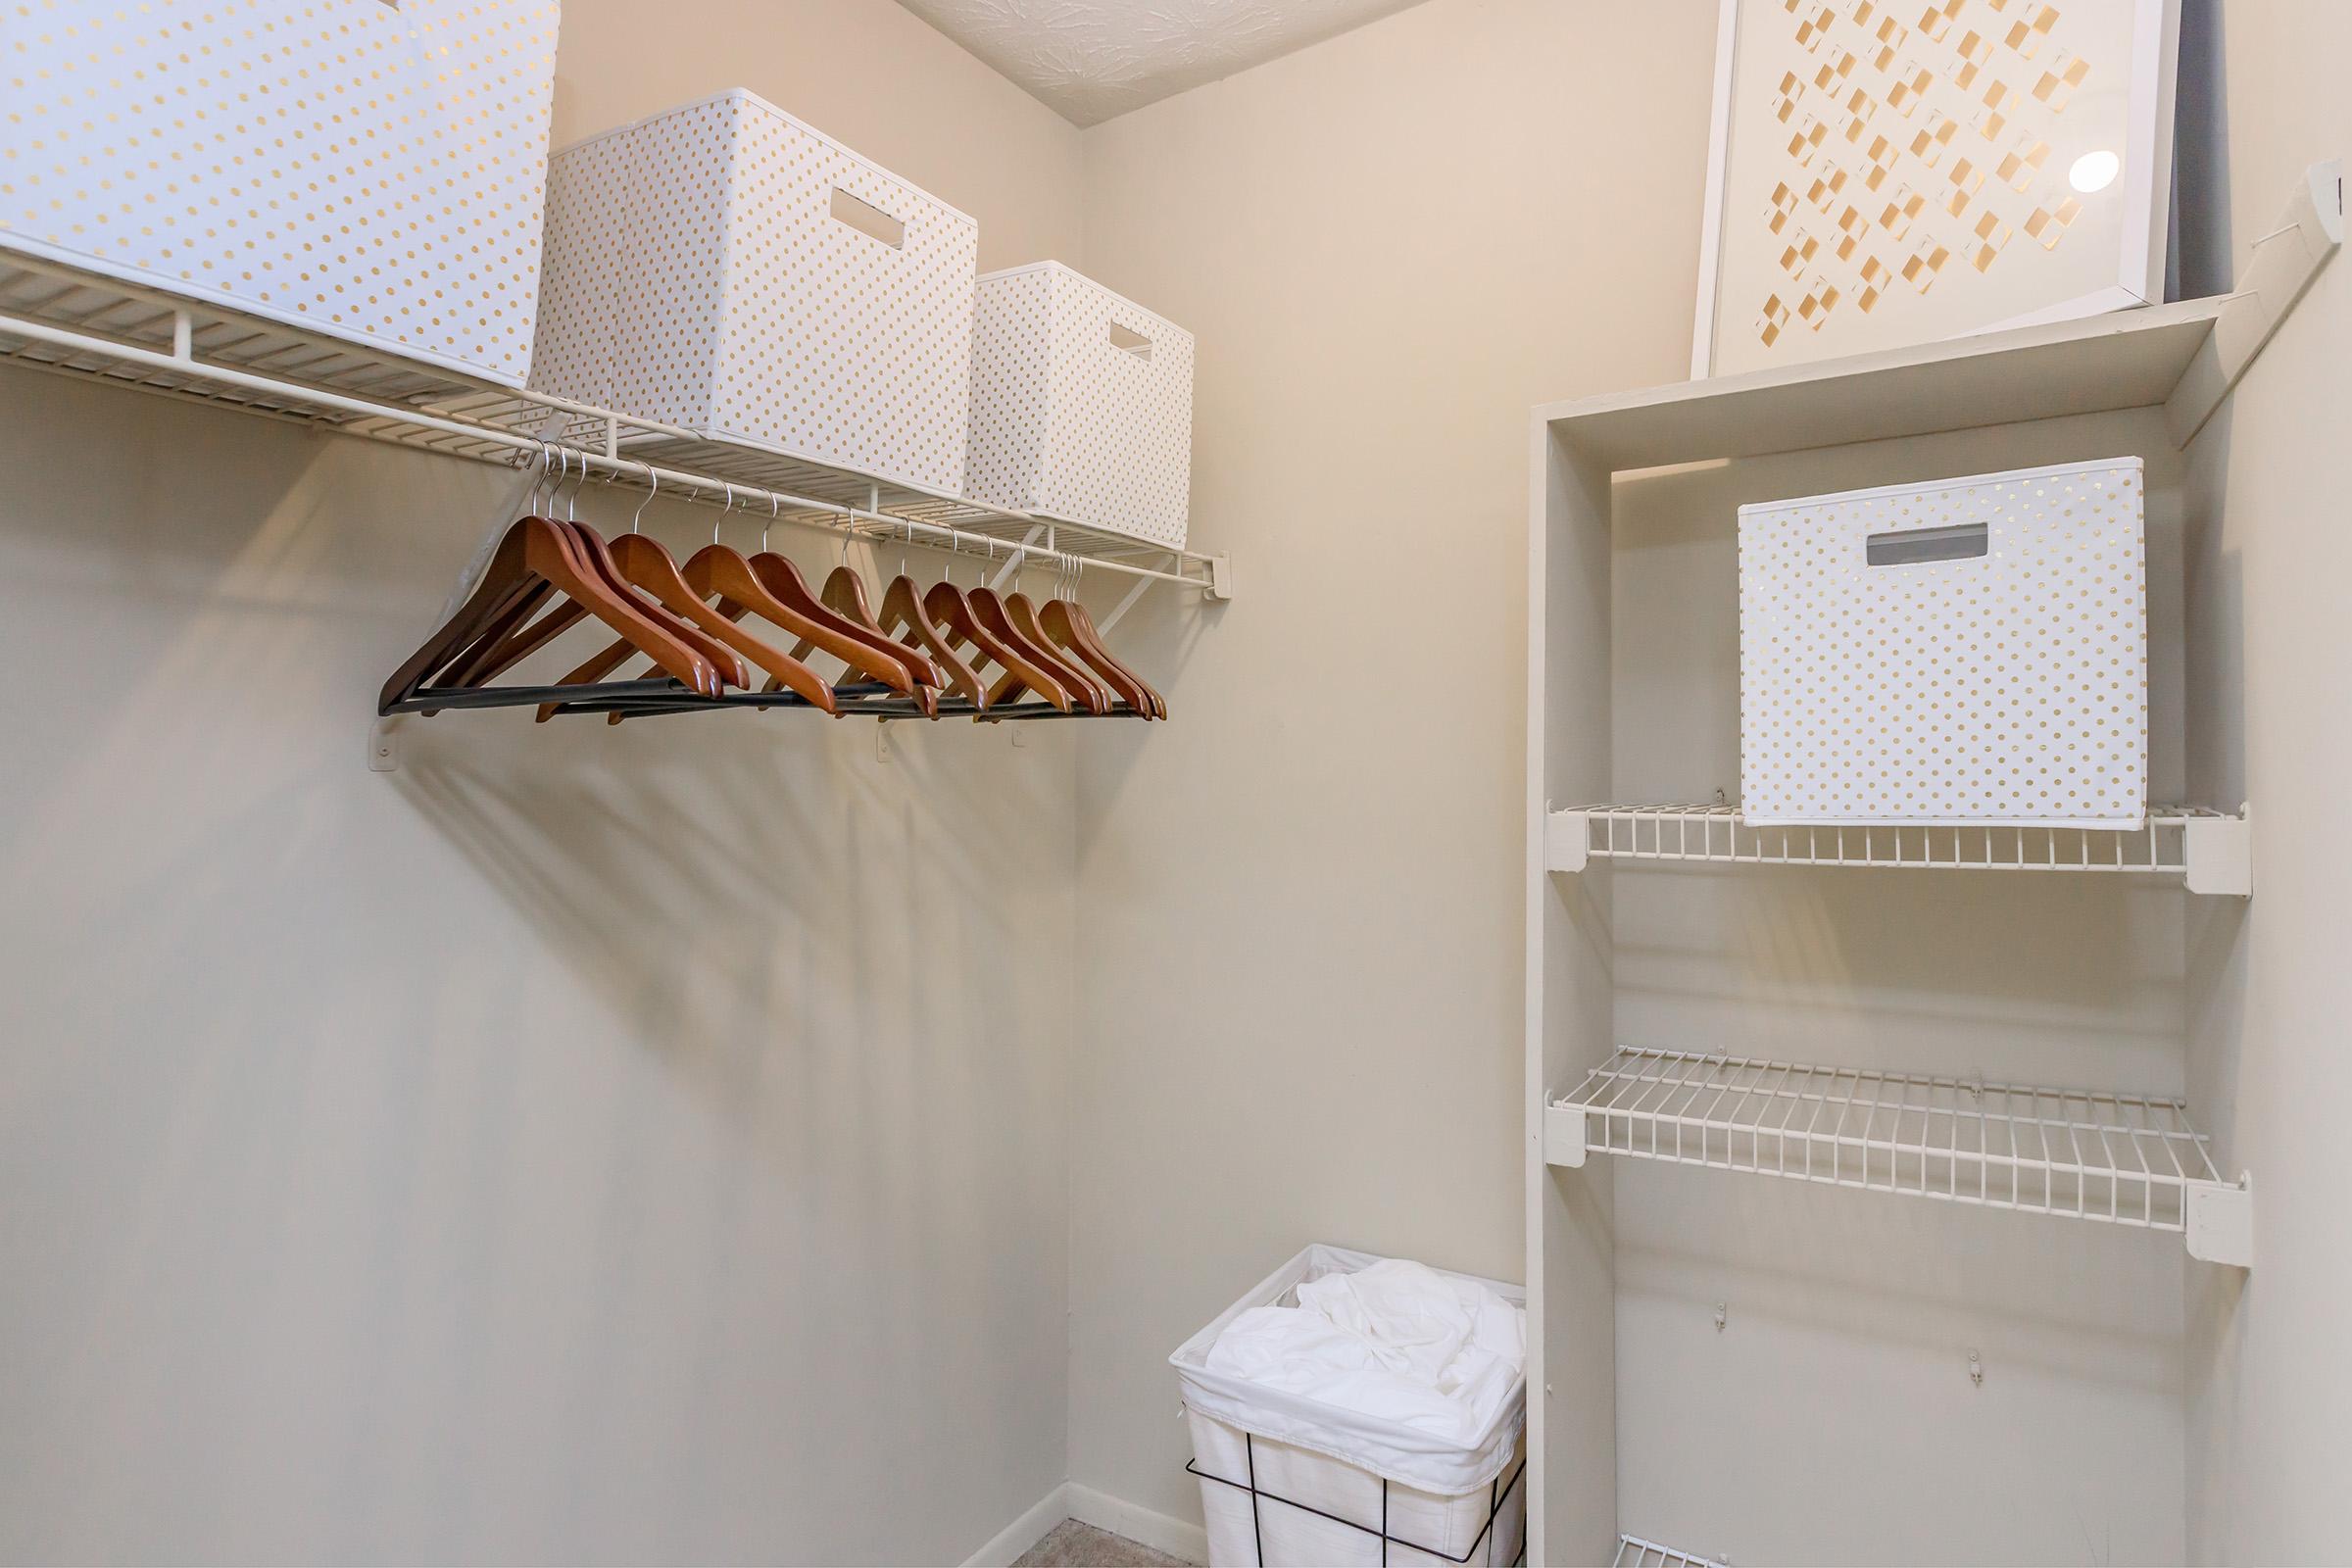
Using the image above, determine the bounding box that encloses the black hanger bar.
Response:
[383,678,693,714]
[384,681,1156,723]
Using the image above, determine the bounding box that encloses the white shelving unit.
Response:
[1523,166,2336,1567]
[1612,1535,1727,1568]
[1545,1048,2249,1265]
[1544,804,2252,896]
[0,254,1232,611]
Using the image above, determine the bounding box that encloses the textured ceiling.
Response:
[896,0,1427,126]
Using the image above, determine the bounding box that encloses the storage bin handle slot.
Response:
[1107,320,1154,359]
[829,187,906,251]
[1867,520,1987,566]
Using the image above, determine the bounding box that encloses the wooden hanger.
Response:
[583,528,752,688]
[877,571,987,711]
[538,530,843,721]
[679,541,926,699]
[428,459,697,689]
[757,550,940,690]
[378,514,720,712]
[429,518,710,698]
[1003,588,1125,715]
[924,578,1073,713]
[811,562,943,718]
[1041,596,1160,718]
[1036,554,1161,718]
[971,585,1109,713]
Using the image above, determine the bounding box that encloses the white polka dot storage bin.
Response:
[1739,457,2147,828]
[966,262,1194,551]
[0,0,562,388]
[529,89,978,498]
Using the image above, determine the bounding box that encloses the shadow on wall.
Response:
[380,583,1072,1108]
[1066,578,1225,852]
[2170,0,2234,303]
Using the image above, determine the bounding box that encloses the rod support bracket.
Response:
[1205,554,1235,601]
[368,715,402,773]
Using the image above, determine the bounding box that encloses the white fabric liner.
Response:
[1170,1244,1528,1496]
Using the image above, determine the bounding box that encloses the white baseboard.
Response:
[961,1478,1208,1568]
[1066,1482,1209,1565]
[962,1482,1073,1568]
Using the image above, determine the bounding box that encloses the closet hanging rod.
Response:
[0,267,1233,599]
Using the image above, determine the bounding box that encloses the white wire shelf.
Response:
[1545,1048,2251,1264]
[1613,1533,1729,1568]
[0,254,1228,605]
[1545,803,2251,896]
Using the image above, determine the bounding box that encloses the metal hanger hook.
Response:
[631,467,657,534]
[764,490,779,554]
[714,480,736,546]
[552,448,574,521]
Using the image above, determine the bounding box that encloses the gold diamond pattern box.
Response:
[529,89,978,498]
[0,0,562,388]
[966,262,1195,551]
[1739,458,2148,827]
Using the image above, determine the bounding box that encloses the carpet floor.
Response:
[1010,1519,1194,1567]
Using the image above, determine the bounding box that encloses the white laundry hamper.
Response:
[1739,456,2149,827]
[966,262,1195,550]
[529,88,979,497]
[0,0,562,388]
[1169,1245,1528,1568]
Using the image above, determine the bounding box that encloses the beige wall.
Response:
[0,3,1085,1560]
[550,0,1085,271]
[2181,3,2352,1562]
[1065,0,1720,1528]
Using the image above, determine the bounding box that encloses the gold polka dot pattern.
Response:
[965,261,1194,551]
[1738,457,2147,827]
[0,0,561,388]
[1740,0,2112,356]
[528,88,977,498]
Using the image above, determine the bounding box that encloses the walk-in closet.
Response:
[1,2,2344,1564]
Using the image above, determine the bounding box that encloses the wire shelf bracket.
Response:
[1546,1048,2253,1266]
[1545,804,2252,896]
[0,253,1233,602]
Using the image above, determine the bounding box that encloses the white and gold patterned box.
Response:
[966,262,1194,550]
[0,0,562,388]
[1739,458,2147,827]
[529,89,978,498]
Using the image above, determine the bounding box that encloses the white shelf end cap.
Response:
[1545,809,1591,874]
[2183,807,2252,897]
[1544,1101,1590,1169]
[2186,1173,2253,1269]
